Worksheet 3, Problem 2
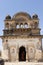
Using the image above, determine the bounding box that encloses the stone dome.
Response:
[5,15,11,20]
[12,12,31,20]
[32,14,38,19]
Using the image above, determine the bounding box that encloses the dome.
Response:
[32,14,38,19]
[12,12,31,20]
[5,15,11,20]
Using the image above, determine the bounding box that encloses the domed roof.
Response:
[32,14,38,19]
[12,12,31,20]
[5,15,11,20]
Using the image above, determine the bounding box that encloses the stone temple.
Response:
[0,12,43,65]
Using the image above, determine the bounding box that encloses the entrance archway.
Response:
[19,46,26,61]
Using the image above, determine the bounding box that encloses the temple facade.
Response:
[0,12,43,63]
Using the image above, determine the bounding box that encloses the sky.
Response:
[0,0,43,50]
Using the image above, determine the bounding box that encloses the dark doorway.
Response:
[0,59,4,65]
[19,46,26,61]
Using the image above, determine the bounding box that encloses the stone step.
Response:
[5,62,43,65]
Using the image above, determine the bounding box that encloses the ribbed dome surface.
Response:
[12,12,31,19]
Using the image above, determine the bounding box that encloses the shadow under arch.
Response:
[19,46,26,61]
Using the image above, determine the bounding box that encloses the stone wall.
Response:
[2,37,42,62]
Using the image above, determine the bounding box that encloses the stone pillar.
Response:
[26,46,28,62]
[0,51,1,58]
[16,45,19,62]
[42,51,43,61]
[8,48,11,61]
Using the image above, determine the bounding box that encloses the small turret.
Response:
[5,15,11,20]
[32,14,38,19]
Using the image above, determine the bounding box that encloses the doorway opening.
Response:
[19,46,26,61]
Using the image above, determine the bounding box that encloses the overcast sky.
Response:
[0,0,43,50]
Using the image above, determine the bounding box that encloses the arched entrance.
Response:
[19,46,26,61]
